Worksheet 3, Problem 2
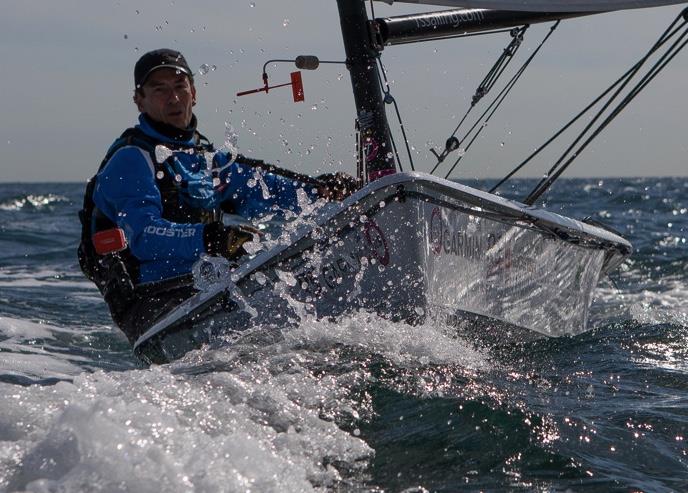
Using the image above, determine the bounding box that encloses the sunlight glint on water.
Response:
[0,179,687,492]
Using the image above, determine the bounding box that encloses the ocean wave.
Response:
[0,319,385,492]
[0,269,93,289]
[0,179,687,492]
[0,194,69,212]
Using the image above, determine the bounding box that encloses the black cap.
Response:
[134,48,193,88]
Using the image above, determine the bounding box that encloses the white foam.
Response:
[593,279,688,327]
[282,312,488,370]
[0,310,493,492]
[0,268,94,289]
[0,350,84,383]
[0,318,94,382]
[0,346,372,492]
[0,316,57,341]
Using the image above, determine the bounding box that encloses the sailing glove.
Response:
[316,172,360,201]
[203,221,258,260]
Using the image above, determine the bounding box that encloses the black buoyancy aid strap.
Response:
[77,130,137,283]
[106,127,216,222]
[78,127,166,287]
[103,127,214,182]
[78,176,101,283]
[84,125,215,236]
[134,129,219,224]
[123,126,214,156]
[79,126,218,288]
[81,129,139,233]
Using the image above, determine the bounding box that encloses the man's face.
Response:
[134,68,196,129]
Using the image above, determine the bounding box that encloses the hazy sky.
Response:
[1,0,686,182]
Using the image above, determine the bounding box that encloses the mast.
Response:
[336,0,397,183]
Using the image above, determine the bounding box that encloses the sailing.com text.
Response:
[414,10,486,30]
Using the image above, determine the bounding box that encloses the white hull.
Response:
[134,173,631,362]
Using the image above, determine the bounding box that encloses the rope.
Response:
[473,27,528,106]
[441,21,560,180]
[429,26,529,175]
[376,55,415,171]
[522,10,688,205]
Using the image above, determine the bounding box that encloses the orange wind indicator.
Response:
[237,56,345,102]
[237,70,306,103]
[291,71,304,102]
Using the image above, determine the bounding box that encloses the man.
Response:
[79,48,355,347]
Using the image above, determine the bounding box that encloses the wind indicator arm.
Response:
[236,56,345,101]
[236,64,304,102]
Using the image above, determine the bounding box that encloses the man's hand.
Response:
[203,221,260,260]
[316,172,360,201]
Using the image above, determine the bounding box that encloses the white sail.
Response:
[377,0,687,12]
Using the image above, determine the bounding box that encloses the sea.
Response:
[0,177,686,493]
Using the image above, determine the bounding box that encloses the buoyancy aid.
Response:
[78,126,218,304]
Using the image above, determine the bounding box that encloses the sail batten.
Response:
[377,0,687,12]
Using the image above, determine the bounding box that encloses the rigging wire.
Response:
[376,55,415,172]
[376,27,535,174]
[472,27,528,108]
[367,5,534,176]
[490,15,687,195]
[429,25,529,175]
[441,21,561,180]
[521,10,688,205]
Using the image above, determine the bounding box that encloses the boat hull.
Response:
[134,173,631,363]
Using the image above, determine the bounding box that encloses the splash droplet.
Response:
[155,145,174,163]
[198,64,217,75]
[223,123,239,167]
